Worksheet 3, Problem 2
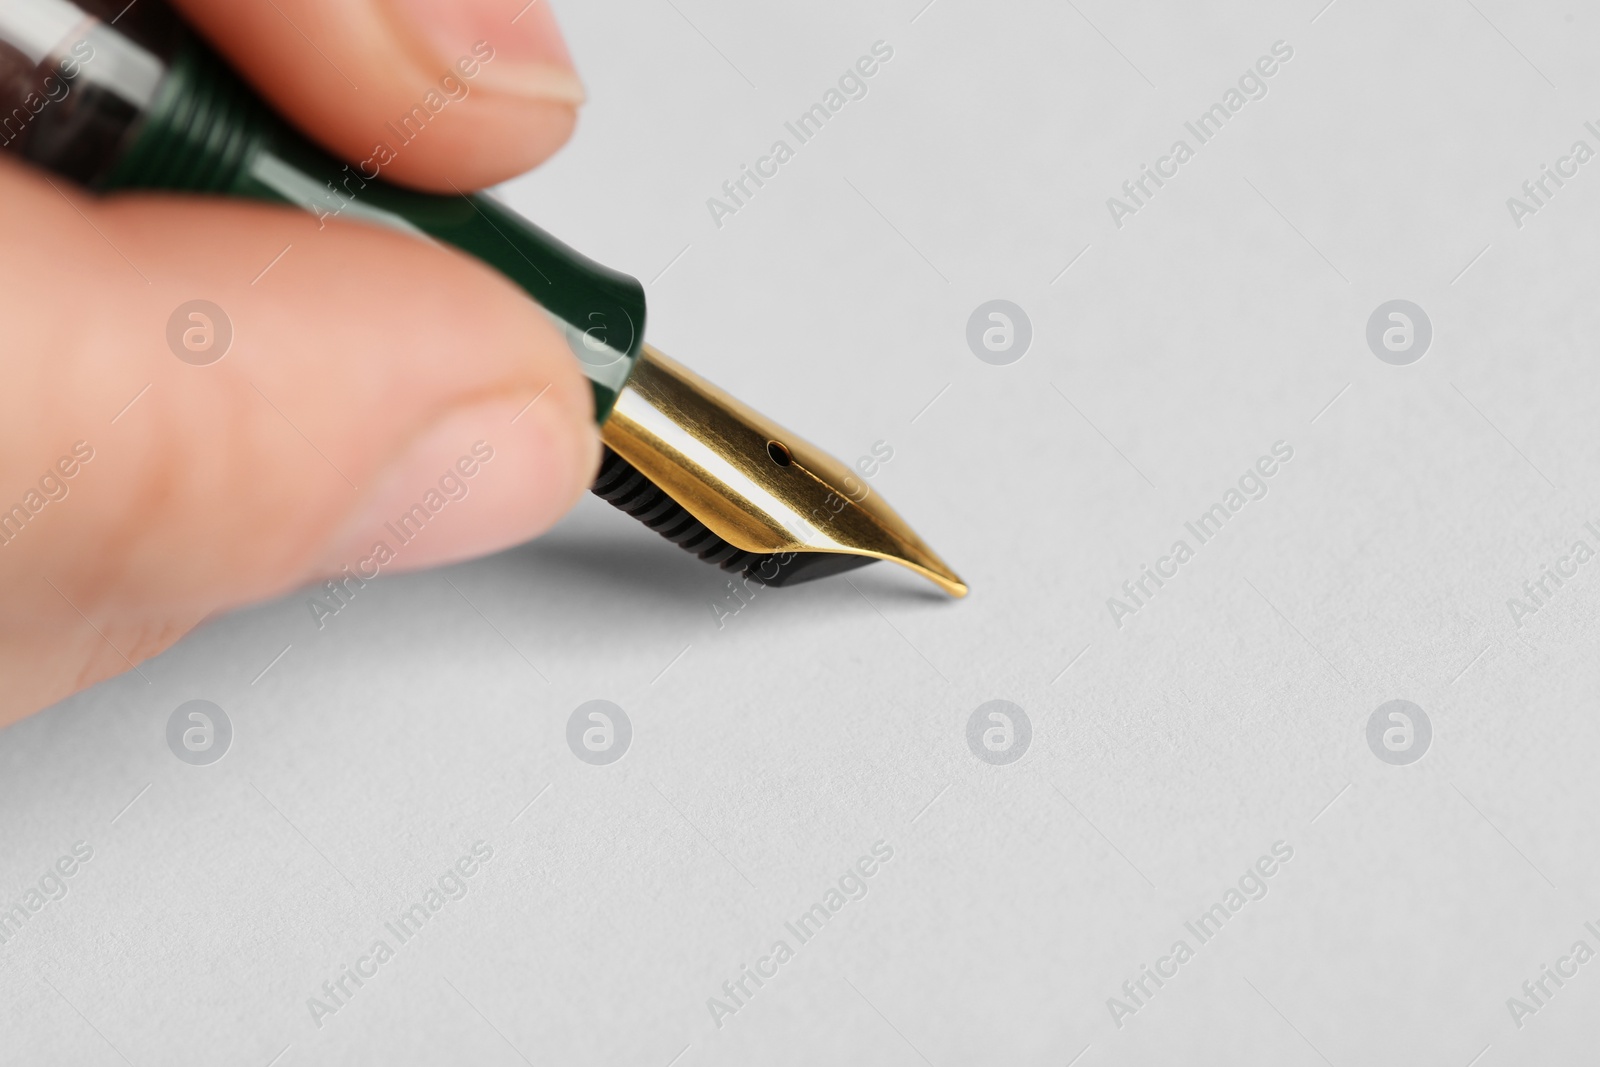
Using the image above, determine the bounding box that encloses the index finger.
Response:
[169,0,583,191]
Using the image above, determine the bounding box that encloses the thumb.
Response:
[0,163,598,721]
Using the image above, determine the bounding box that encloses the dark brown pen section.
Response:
[591,448,874,587]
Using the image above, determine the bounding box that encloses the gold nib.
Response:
[600,345,968,597]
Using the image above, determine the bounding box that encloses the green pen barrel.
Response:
[0,0,644,421]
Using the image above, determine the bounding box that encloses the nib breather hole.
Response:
[767,440,793,467]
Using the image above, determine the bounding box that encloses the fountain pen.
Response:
[0,0,966,596]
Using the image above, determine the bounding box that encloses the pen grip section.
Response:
[75,7,643,422]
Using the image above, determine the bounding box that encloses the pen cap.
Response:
[0,0,645,422]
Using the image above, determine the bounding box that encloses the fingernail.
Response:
[315,389,597,577]
[385,0,585,104]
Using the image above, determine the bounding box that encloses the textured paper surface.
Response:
[5,1,1600,1064]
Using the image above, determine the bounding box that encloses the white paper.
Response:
[5,1,1597,1064]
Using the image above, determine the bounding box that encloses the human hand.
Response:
[0,0,599,725]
